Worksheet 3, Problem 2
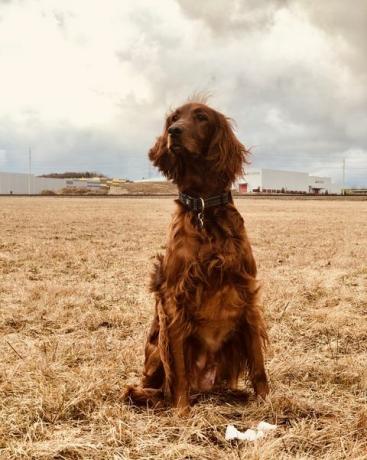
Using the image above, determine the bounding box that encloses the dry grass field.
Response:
[0,197,366,459]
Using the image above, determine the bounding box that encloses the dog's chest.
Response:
[195,314,238,352]
[165,213,245,325]
[167,224,238,282]
[192,285,243,351]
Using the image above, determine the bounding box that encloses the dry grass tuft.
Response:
[0,197,366,459]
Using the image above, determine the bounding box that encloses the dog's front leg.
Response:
[157,301,190,415]
[168,321,190,414]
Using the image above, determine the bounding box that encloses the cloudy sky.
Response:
[0,0,366,185]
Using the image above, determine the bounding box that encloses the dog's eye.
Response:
[171,114,179,122]
[196,113,208,122]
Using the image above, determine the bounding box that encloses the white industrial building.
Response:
[0,171,110,194]
[0,171,67,194]
[237,169,341,194]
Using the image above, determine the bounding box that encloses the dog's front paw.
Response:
[254,378,270,400]
[174,404,191,417]
[172,394,191,416]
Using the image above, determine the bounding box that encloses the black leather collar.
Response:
[178,191,232,212]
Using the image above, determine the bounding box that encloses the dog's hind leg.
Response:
[242,318,269,399]
[141,313,164,389]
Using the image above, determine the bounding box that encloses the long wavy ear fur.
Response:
[148,132,175,180]
[149,135,166,172]
[208,112,248,185]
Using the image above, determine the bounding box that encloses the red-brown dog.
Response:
[125,101,269,414]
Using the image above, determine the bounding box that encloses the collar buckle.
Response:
[198,198,205,228]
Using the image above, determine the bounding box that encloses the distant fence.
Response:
[344,189,367,196]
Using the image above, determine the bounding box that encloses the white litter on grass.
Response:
[225,425,264,441]
[225,421,277,442]
[257,421,277,432]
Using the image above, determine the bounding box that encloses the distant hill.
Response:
[109,181,177,194]
[39,171,109,179]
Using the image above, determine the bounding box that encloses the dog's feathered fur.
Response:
[124,102,269,413]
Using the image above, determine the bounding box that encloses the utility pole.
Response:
[28,147,32,195]
[342,158,346,195]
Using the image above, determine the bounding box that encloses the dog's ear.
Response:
[149,135,166,168]
[208,112,248,184]
[148,133,174,179]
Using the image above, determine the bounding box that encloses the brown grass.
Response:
[0,197,366,459]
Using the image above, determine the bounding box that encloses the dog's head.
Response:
[149,102,248,194]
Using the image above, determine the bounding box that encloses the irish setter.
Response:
[124,101,269,414]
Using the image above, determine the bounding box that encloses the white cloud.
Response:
[0,0,155,126]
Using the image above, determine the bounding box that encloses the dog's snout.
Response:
[168,126,182,136]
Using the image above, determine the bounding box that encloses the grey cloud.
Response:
[0,116,150,180]
[155,0,366,186]
[52,10,67,30]
[300,0,367,77]
[176,0,289,37]
[177,0,367,80]
[229,66,367,185]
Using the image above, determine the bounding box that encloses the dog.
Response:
[124,101,269,414]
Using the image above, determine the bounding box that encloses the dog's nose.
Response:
[168,126,182,136]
